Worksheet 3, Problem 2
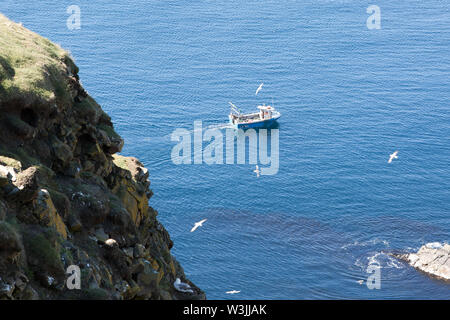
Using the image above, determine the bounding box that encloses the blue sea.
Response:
[2,1,449,299]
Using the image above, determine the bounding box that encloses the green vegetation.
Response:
[60,245,74,266]
[0,221,18,238]
[79,171,94,179]
[109,193,124,211]
[47,187,69,216]
[0,13,73,104]
[0,143,40,168]
[98,122,121,140]
[3,214,22,233]
[22,229,64,274]
[74,96,101,119]
[77,288,110,300]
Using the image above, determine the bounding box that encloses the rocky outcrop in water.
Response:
[0,13,204,300]
[393,242,450,282]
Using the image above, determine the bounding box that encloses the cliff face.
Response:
[0,14,204,300]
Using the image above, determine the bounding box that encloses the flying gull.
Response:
[255,83,264,95]
[253,165,261,178]
[226,290,241,294]
[388,151,398,164]
[191,219,207,232]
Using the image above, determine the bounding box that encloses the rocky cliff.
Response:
[0,14,204,300]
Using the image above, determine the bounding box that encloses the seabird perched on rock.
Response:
[174,278,193,293]
[105,238,118,247]
[191,219,207,232]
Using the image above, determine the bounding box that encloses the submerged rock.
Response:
[393,242,450,281]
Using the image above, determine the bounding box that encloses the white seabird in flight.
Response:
[388,151,398,164]
[255,83,264,95]
[254,165,261,178]
[191,219,207,232]
[226,290,241,294]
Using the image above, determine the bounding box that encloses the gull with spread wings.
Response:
[388,151,398,164]
[191,219,207,232]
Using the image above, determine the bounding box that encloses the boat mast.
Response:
[229,102,241,115]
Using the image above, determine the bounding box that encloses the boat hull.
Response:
[230,116,280,129]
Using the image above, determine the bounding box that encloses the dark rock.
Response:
[3,115,35,139]
[0,279,14,299]
[50,136,73,168]
[102,245,131,281]
[10,166,40,203]
[0,200,6,221]
[0,169,10,187]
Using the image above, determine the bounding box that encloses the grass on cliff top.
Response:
[0,13,73,104]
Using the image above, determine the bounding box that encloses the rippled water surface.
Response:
[2,0,449,299]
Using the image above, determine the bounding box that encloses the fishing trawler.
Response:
[228,102,281,129]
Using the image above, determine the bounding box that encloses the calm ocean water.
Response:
[2,1,449,299]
